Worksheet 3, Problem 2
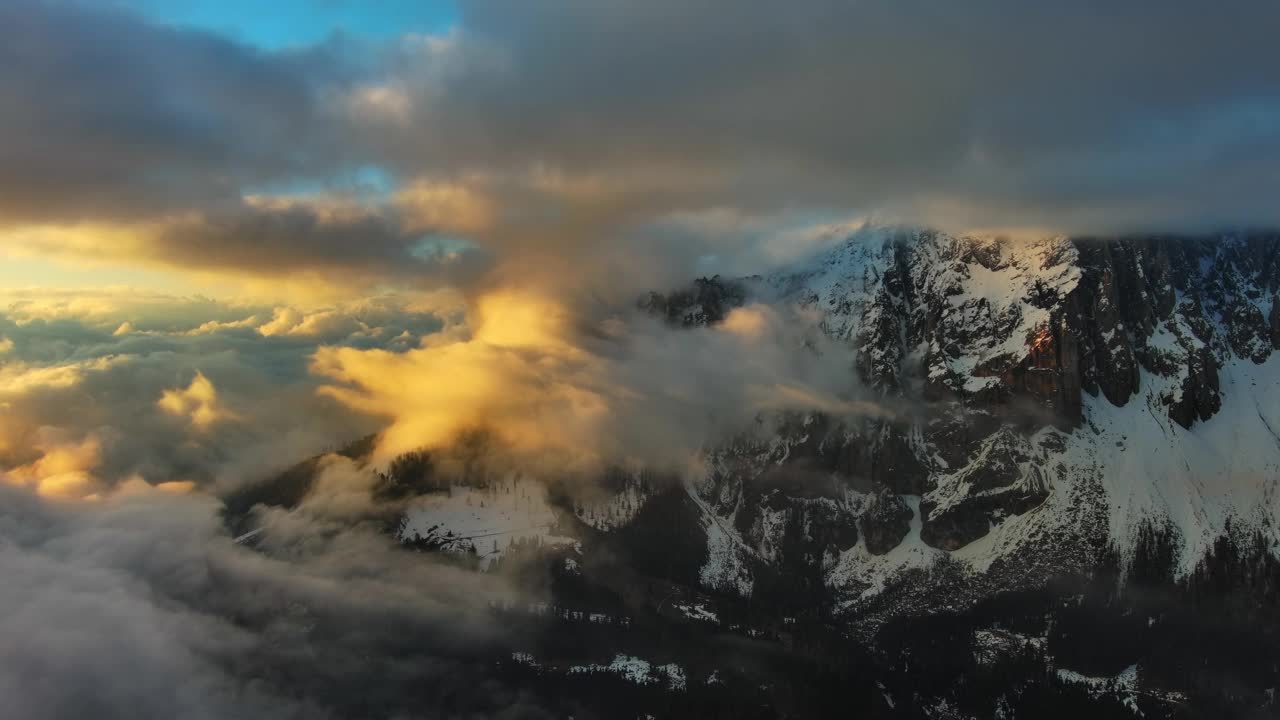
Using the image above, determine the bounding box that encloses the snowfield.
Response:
[398,474,576,568]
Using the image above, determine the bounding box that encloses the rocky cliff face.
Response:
[652,229,1280,618]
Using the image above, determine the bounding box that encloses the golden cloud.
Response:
[157,372,240,431]
[395,180,496,235]
[5,431,103,499]
[312,289,602,461]
[311,286,881,470]
[719,304,773,339]
[0,357,126,396]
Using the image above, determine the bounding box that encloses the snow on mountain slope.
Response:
[828,495,939,601]
[684,228,1280,605]
[760,228,1080,395]
[398,474,576,568]
[567,655,687,691]
[932,353,1280,582]
[1060,355,1280,574]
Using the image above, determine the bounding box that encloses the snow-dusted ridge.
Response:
[686,227,1280,606]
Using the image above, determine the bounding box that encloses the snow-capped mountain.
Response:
[680,228,1280,619]
[242,228,1279,717]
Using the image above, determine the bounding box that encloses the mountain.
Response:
[686,229,1280,617]
[240,229,1280,718]
[553,229,1280,717]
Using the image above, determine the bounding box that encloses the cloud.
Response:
[394,0,1280,235]
[3,431,103,499]
[0,291,451,495]
[0,289,560,716]
[719,305,772,340]
[395,179,497,235]
[158,371,240,431]
[146,198,491,288]
[0,1,484,293]
[0,480,537,720]
[6,0,1280,298]
[2,199,492,297]
[312,291,885,468]
[0,357,126,396]
[0,0,327,227]
[0,0,350,224]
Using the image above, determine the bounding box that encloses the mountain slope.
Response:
[355,228,1280,717]
[681,229,1280,615]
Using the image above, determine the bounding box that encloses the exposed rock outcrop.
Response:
[860,489,912,556]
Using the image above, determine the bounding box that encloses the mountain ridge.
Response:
[229,228,1280,717]
[673,228,1280,601]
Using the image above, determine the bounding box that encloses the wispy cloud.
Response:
[0,480,531,719]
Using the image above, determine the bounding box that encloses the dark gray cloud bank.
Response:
[417,0,1280,240]
[3,0,1279,290]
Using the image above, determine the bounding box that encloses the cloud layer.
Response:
[0,479,540,720]
[0,290,447,497]
[3,0,1279,297]
[313,295,880,467]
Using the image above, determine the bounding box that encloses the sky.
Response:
[0,0,1276,485]
[2,0,1278,303]
[0,3,1277,716]
[0,0,1274,485]
[115,0,458,48]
